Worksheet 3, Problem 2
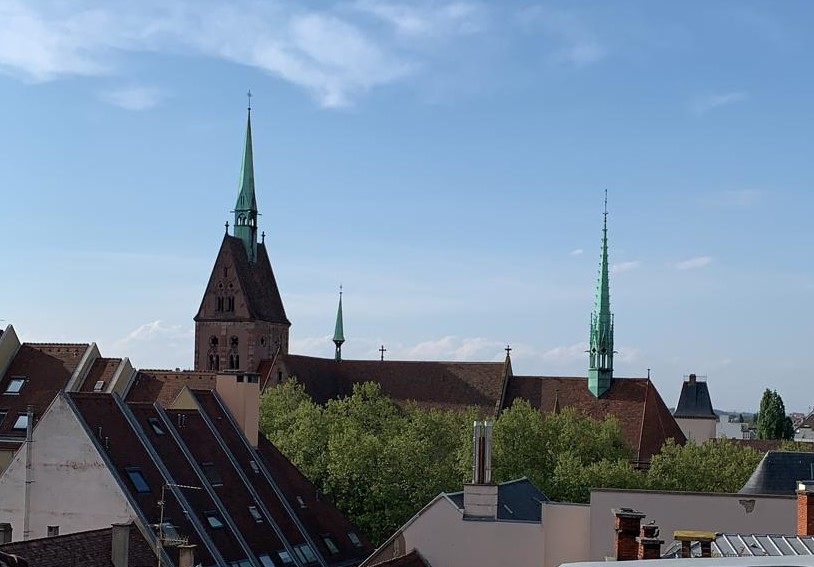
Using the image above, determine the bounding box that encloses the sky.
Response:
[1,0,813,413]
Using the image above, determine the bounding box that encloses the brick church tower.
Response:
[194,105,290,372]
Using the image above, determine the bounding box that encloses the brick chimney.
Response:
[464,421,497,520]
[637,522,664,559]
[613,508,646,561]
[797,480,814,535]
[111,522,130,567]
[215,372,260,446]
[178,544,196,567]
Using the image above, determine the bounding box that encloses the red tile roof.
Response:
[80,357,122,392]
[125,370,216,406]
[0,343,89,439]
[0,523,155,567]
[504,375,686,463]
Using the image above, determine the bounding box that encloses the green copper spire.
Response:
[333,287,345,361]
[588,190,614,398]
[233,94,258,263]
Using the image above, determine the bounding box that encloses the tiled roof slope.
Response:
[739,451,814,495]
[368,550,431,567]
[276,355,506,413]
[0,343,88,439]
[125,370,216,406]
[445,478,548,522]
[195,235,289,324]
[673,377,716,419]
[80,357,122,392]
[68,390,371,567]
[504,375,686,463]
[0,523,155,567]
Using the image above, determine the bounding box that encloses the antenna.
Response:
[156,483,202,567]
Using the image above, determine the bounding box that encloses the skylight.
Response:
[147,417,165,435]
[248,505,263,523]
[258,554,276,567]
[126,468,150,494]
[4,377,24,395]
[204,511,224,529]
[12,414,28,431]
[322,535,339,555]
[201,462,223,487]
[277,550,294,565]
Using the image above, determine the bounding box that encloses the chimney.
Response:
[463,421,497,520]
[215,372,260,446]
[178,544,196,567]
[673,530,716,558]
[688,373,697,385]
[613,508,646,561]
[111,523,130,567]
[797,480,814,535]
[637,522,663,560]
[0,523,12,544]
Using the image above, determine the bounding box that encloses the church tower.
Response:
[588,192,614,398]
[333,288,345,362]
[194,103,290,372]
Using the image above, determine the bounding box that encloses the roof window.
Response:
[204,511,225,529]
[0,411,6,425]
[347,531,363,548]
[249,460,260,474]
[229,561,252,567]
[201,462,223,487]
[258,554,276,567]
[276,550,294,565]
[93,380,105,392]
[147,417,165,435]
[125,468,150,494]
[248,505,263,523]
[12,414,29,431]
[4,377,24,395]
[293,544,318,565]
[322,535,339,555]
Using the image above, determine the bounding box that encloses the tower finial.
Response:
[247,89,252,112]
[588,190,614,398]
[333,286,345,361]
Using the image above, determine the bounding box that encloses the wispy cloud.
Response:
[403,335,504,360]
[570,248,584,256]
[99,85,163,110]
[542,342,584,363]
[675,256,712,270]
[518,7,605,66]
[611,260,641,274]
[114,320,192,349]
[691,91,749,114]
[353,1,486,39]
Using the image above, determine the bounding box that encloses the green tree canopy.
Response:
[755,389,794,440]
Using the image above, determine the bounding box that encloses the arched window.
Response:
[210,336,218,347]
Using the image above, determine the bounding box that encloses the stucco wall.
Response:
[543,502,590,567]
[0,325,21,381]
[676,417,717,443]
[589,489,796,560]
[400,498,543,567]
[0,396,136,541]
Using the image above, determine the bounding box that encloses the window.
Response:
[230,336,239,348]
[229,561,252,567]
[248,374,258,384]
[217,297,225,312]
[276,550,294,566]
[322,535,339,555]
[294,544,318,565]
[0,411,6,425]
[4,377,24,395]
[210,336,219,347]
[125,468,150,493]
[237,374,244,383]
[47,525,59,537]
[248,505,263,523]
[227,297,235,311]
[201,463,223,487]
[147,417,165,435]
[258,554,276,567]
[249,460,260,474]
[12,414,29,431]
[93,380,105,392]
[347,532,363,548]
[204,511,224,529]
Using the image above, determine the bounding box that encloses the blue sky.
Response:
[1,0,813,412]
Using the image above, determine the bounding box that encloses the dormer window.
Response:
[4,377,25,395]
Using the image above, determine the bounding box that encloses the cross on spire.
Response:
[379,345,387,361]
[505,345,512,356]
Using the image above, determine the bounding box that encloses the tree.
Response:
[754,389,794,440]
[646,438,762,492]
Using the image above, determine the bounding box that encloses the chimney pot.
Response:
[797,480,814,536]
[613,508,646,561]
[111,523,130,567]
[178,544,196,567]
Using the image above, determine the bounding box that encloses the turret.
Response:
[233,100,258,263]
[333,288,345,361]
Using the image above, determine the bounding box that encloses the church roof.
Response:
[273,355,507,414]
[195,235,289,325]
[673,375,716,419]
[504,375,686,463]
[739,451,814,496]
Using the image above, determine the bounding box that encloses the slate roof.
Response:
[125,370,217,406]
[504,375,686,463]
[445,477,548,522]
[662,533,814,558]
[66,389,371,567]
[673,377,717,419]
[0,343,89,440]
[0,523,155,567]
[195,235,289,325]
[367,550,431,567]
[739,451,814,495]
[275,355,507,414]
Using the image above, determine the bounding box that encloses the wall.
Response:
[0,325,21,382]
[543,502,591,566]
[589,489,796,560]
[215,373,259,446]
[675,417,717,443]
[0,396,136,540]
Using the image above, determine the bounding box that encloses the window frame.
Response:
[203,510,225,529]
[125,467,151,494]
[201,462,223,487]
[12,413,29,431]
[4,377,25,395]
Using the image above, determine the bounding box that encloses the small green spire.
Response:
[333,286,345,361]
[233,93,258,263]
[588,190,614,398]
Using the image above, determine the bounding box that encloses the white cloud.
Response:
[99,85,163,110]
[691,92,748,114]
[541,342,584,363]
[353,1,486,39]
[114,320,192,349]
[675,256,712,270]
[570,248,584,256]
[518,7,605,66]
[403,335,504,361]
[611,260,641,274]
[291,335,332,356]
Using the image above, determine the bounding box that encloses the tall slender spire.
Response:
[588,190,614,398]
[233,92,259,263]
[333,286,345,361]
